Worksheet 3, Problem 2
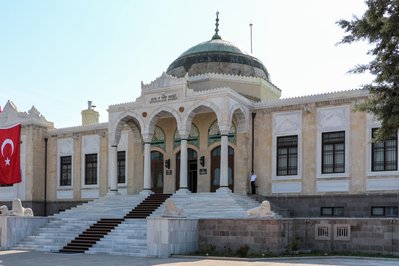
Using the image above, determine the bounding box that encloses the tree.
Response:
[337,0,399,141]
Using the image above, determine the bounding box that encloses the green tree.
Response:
[337,0,399,141]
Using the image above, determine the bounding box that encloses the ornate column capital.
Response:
[178,128,190,140]
[218,123,231,135]
[142,132,153,143]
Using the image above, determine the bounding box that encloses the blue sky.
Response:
[0,0,373,128]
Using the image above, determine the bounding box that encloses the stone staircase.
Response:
[15,218,97,251]
[59,218,125,253]
[15,194,147,252]
[58,193,171,254]
[86,219,148,256]
[124,193,171,218]
[15,192,263,256]
[152,192,261,218]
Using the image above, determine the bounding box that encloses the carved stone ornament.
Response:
[274,113,300,135]
[58,138,73,156]
[0,198,34,216]
[142,112,147,118]
[246,200,276,218]
[0,100,53,128]
[162,198,185,217]
[319,107,348,129]
[179,106,184,112]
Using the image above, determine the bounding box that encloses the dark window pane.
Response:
[60,156,72,186]
[85,154,97,185]
[277,135,298,176]
[372,129,397,171]
[117,151,126,184]
[333,207,344,216]
[321,207,344,217]
[321,207,332,216]
[385,207,398,217]
[322,131,345,174]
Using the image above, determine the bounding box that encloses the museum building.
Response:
[1,17,398,218]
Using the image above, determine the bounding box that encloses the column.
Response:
[178,139,189,192]
[107,145,120,196]
[143,142,152,192]
[217,134,231,193]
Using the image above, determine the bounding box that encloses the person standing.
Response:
[250,171,256,194]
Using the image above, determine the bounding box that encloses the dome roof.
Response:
[166,14,270,81]
[166,38,270,81]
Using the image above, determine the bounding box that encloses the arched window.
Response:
[173,123,199,148]
[151,126,166,150]
[208,121,236,146]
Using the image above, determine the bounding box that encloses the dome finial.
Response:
[212,11,221,40]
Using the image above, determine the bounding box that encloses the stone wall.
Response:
[256,193,399,217]
[198,218,399,256]
[199,219,289,255]
[147,217,198,257]
[0,216,50,249]
[292,218,399,255]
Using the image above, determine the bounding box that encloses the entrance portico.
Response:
[108,73,250,195]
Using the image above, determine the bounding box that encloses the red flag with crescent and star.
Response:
[0,124,21,185]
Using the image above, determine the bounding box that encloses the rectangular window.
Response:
[277,135,298,176]
[60,156,72,186]
[371,129,397,171]
[322,131,345,174]
[85,153,97,185]
[371,206,398,217]
[321,207,344,217]
[117,151,126,184]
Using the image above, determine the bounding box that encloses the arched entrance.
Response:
[210,146,234,192]
[176,148,198,193]
[151,151,164,193]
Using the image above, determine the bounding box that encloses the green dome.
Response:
[179,39,249,57]
[166,38,270,80]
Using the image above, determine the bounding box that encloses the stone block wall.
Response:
[0,216,50,249]
[198,218,399,256]
[147,217,198,257]
[292,218,399,255]
[198,219,290,255]
[258,193,399,217]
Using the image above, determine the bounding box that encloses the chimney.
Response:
[81,101,99,125]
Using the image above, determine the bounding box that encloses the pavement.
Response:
[0,250,399,266]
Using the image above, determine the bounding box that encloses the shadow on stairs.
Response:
[59,193,171,254]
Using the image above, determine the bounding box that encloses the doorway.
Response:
[151,151,164,193]
[210,146,234,192]
[176,148,198,192]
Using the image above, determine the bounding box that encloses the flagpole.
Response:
[249,21,253,54]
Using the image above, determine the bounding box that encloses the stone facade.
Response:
[1,85,399,217]
[1,29,398,218]
[198,218,399,256]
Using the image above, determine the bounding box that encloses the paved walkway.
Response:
[0,250,398,266]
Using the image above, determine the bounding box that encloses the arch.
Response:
[150,126,166,150]
[146,106,182,136]
[175,147,199,193]
[111,111,144,145]
[183,100,223,134]
[151,150,164,193]
[210,145,234,192]
[208,120,237,146]
[229,104,249,133]
[173,123,200,149]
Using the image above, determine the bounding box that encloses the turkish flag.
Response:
[0,124,21,185]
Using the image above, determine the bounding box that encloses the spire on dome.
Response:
[212,11,221,40]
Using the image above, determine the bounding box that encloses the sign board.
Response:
[199,168,207,175]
